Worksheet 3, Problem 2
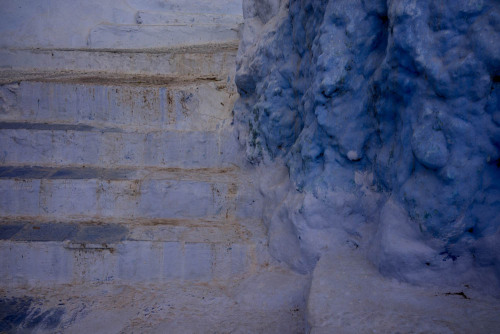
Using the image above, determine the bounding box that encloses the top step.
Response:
[87,23,239,50]
[135,11,243,26]
[126,0,243,16]
[0,0,242,50]
[0,43,239,78]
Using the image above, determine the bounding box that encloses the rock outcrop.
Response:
[235,0,500,294]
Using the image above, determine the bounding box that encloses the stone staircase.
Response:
[0,3,307,332]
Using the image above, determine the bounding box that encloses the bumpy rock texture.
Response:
[235,0,500,293]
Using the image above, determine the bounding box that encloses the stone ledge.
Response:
[0,44,238,77]
[88,24,239,49]
[3,41,239,54]
[0,69,225,86]
[0,219,270,285]
[0,218,265,244]
[0,129,237,169]
[0,165,239,181]
[0,80,236,132]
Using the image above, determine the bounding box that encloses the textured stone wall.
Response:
[235,0,500,293]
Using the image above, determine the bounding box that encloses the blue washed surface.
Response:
[235,0,500,291]
[7,222,128,243]
[12,223,79,241]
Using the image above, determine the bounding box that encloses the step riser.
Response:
[136,11,242,26]
[0,48,237,77]
[0,129,239,168]
[88,24,238,49]
[0,240,258,286]
[0,179,235,219]
[127,0,243,16]
[0,81,233,131]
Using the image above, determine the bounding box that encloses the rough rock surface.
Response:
[235,0,500,294]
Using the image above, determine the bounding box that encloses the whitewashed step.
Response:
[0,125,240,168]
[0,272,308,333]
[135,10,243,26]
[0,219,269,286]
[0,166,262,221]
[127,0,243,16]
[0,44,238,76]
[88,24,239,49]
[0,77,235,131]
[0,170,239,220]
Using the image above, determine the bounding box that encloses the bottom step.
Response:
[0,270,309,334]
[0,220,269,286]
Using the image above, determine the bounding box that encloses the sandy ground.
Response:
[308,249,500,334]
[2,249,499,334]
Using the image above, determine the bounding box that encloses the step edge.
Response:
[0,69,228,86]
[0,40,239,55]
[0,165,243,182]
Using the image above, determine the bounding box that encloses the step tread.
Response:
[0,269,307,333]
[0,69,225,86]
[0,166,260,221]
[88,24,239,49]
[1,41,239,54]
[0,219,272,285]
[0,127,238,169]
[135,10,243,25]
[0,218,266,244]
[0,43,238,77]
[126,0,243,16]
[0,165,241,182]
[0,80,236,132]
[0,120,233,134]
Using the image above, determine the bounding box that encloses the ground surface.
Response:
[308,248,500,334]
[0,269,308,333]
[2,249,500,334]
